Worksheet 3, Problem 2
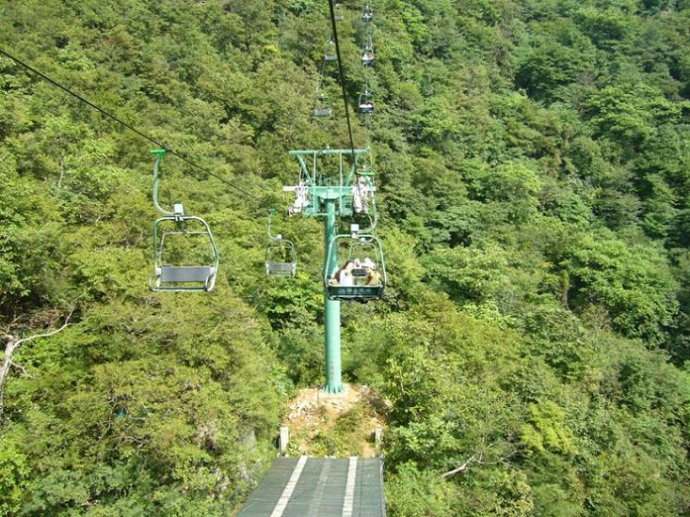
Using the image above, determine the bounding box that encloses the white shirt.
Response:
[339,270,354,286]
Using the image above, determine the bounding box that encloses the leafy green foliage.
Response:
[562,231,678,343]
[1,0,690,514]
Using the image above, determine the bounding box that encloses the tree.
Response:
[1,307,73,415]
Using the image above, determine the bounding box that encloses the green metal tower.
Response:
[284,148,376,394]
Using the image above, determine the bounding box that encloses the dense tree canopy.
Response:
[1,0,689,514]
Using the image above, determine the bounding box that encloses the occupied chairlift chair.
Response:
[265,210,297,278]
[148,149,219,292]
[358,89,375,114]
[361,39,375,67]
[325,227,386,301]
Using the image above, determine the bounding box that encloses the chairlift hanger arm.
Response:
[151,149,178,217]
[294,154,312,184]
[267,208,283,240]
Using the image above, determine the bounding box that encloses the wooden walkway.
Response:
[238,457,386,516]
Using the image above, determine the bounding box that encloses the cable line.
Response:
[326,0,357,160]
[0,47,262,203]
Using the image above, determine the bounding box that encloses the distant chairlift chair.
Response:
[361,46,374,66]
[148,150,219,292]
[265,237,298,278]
[334,1,343,20]
[358,89,375,114]
[314,93,333,118]
[324,40,337,62]
[265,210,297,278]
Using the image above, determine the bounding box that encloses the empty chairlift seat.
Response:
[265,209,298,278]
[334,1,343,20]
[324,40,337,62]
[149,215,220,292]
[148,149,220,293]
[265,237,298,278]
[314,93,333,118]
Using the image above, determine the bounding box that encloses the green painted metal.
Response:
[151,149,174,217]
[288,148,382,392]
[324,199,343,393]
[289,148,368,184]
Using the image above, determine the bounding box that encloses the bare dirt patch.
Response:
[283,383,389,458]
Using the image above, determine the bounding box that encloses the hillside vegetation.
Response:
[1,0,689,514]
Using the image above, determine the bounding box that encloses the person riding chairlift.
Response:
[362,257,381,286]
[330,260,355,286]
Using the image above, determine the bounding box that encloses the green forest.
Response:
[1,0,690,514]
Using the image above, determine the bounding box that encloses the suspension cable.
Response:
[0,47,262,203]
[326,0,357,161]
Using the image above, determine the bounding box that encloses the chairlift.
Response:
[362,4,373,22]
[353,172,375,214]
[314,93,333,118]
[324,40,337,61]
[266,238,297,277]
[334,1,343,20]
[361,43,374,67]
[358,89,375,114]
[265,210,297,278]
[324,232,386,301]
[150,217,219,292]
[149,150,219,292]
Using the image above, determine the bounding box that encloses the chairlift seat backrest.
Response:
[265,235,297,278]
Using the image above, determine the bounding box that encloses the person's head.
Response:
[343,260,355,272]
